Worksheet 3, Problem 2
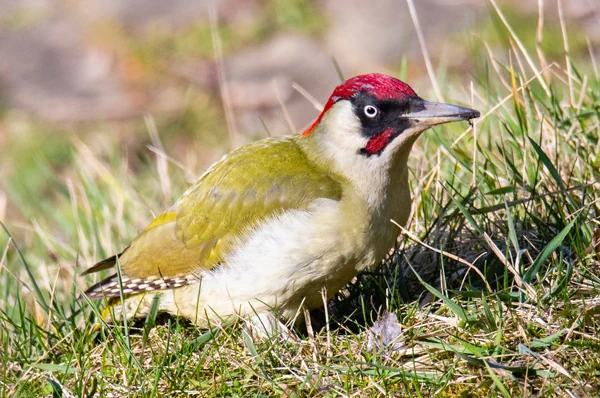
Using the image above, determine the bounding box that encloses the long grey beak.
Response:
[404,99,480,127]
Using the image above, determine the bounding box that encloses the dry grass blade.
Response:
[451,62,556,148]
[405,0,443,102]
[145,115,171,203]
[483,233,538,302]
[273,78,297,134]
[488,0,550,95]
[392,220,493,292]
[210,6,238,147]
[292,82,323,112]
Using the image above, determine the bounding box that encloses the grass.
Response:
[2,3,600,397]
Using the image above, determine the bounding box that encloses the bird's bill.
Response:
[404,99,480,127]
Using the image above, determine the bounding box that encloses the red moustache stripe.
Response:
[365,128,395,155]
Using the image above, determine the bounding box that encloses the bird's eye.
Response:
[364,105,379,118]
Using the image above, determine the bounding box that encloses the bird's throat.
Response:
[361,128,399,157]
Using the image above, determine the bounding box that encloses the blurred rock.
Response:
[323,0,484,73]
[222,34,341,137]
[0,13,141,121]
[86,0,259,32]
[556,0,599,40]
[0,0,47,13]
[0,0,258,123]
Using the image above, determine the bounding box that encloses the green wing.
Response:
[83,137,342,282]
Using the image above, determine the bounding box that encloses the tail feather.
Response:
[83,273,198,299]
[81,246,130,276]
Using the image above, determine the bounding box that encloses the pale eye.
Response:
[364,105,379,118]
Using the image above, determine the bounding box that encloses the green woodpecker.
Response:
[82,73,479,331]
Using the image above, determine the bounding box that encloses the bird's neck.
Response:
[295,132,416,217]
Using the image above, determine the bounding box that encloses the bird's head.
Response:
[302,73,479,181]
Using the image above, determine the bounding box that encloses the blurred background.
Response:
[0,0,598,234]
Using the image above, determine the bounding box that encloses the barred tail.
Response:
[83,274,198,299]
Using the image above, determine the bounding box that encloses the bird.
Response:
[81,73,480,334]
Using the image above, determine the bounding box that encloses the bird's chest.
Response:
[354,191,411,271]
[352,163,413,264]
[290,182,411,310]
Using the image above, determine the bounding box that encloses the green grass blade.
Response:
[0,221,49,314]
[407,263,471,323]
[448,190,484,235]
[527,135,566,191]
[523,216,578,284]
